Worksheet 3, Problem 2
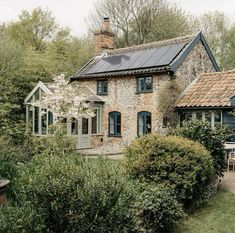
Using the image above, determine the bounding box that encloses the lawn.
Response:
[178,188,235,233]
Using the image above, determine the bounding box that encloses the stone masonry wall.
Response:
[175,42,216,90]
[77,74,169,146]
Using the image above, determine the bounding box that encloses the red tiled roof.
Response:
[176,70,235,108]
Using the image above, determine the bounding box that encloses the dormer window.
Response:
[97,80,108,95]
[137,76,152,93]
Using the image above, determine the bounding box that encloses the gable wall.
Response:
[175,42,216,90]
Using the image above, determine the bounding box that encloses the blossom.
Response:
[32,74,95,122]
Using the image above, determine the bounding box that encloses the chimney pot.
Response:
[102,17,110,32]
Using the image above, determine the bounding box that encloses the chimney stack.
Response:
[94,17,114,55]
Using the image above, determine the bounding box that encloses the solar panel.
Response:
[86,41,188,74]
[155,43,186,66]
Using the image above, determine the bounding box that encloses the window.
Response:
[138,111,151,137]
[97,80,108,94]
[109,112,121,136]
[137,76,152,93]
[92,109,101,134]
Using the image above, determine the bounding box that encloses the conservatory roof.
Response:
[176,70,235,108]
[24,81,103,103]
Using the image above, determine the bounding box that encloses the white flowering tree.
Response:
[32,74,95,122]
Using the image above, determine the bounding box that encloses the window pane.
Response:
[34,89,40,101]
[27,106,33,131]
[205,111,211,123]
[116,124,121,134]
[145,115,151,134]
[145,77,152,90]
[109,114,115,134]
[82,118,89,134]
[138,112,151,136]
[92,110,97,134]
[214,110,221,123]
[138,78,145,91]
[71,118,78,135]
[34,107,39,134]
[195,111,202,120]
[138,115,144,136]
[103,81,108,93]
[41,108,47,135]
[48,111,53,126]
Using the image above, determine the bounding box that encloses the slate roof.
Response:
[176,70,235,108]
[71,32,219,80]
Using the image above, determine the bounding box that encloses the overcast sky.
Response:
[0,0,234,36]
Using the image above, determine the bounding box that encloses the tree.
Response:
[0,34,26,129]
[31,74,95,121]
[89,0,192,47]
[196,11,235,70]
[7,7,57,51]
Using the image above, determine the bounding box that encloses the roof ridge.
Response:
[108,34,195,54]
[200,69,235,77]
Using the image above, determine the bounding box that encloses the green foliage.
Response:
[18,155,136,233]
[196,11,235,70]
[174,119,228,177]
[7,7,57,51]
[158,79,182,128]
[124,134,215,207]
[0,203,46,233]
[134,184,185,233]
[90,0,192,47]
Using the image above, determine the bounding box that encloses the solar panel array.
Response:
[87,42,187,74]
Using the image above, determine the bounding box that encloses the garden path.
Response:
[220,172,235,193]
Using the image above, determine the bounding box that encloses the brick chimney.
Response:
[94,17,114,54]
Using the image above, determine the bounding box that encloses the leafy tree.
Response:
[89,0,192,47]
[7,7,57,51]
[196,11,235,70]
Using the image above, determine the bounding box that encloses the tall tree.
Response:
[89,0,192,47]
[7,7,57,51]
[196,11,235,70]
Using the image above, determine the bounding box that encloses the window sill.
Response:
[107,134,122,138]
[136,90,153,94]
[91,133,103,136]
[97,93,108,96]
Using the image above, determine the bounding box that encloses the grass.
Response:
[177,188,235,233]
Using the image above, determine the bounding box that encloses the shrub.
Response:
[124,134,215,208]
[134,184,185,233]
[0,203,46,233]
[18,154,136,233]
[174,119,228,177]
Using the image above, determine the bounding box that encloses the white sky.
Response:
[0,0,234,36]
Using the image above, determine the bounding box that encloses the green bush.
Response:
[124,134,215,208]
[134,184,185,233]
[0,203,46,233]
[18,154,136,233]
[174,119,227,177]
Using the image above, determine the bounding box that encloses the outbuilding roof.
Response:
[71,32,219,80]
[176,70,235,108]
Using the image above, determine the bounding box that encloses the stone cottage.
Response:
[25,18,219,150]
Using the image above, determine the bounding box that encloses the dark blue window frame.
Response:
[136,76,153,93]
[97,80,108,95]
[137,111,151,137]
[109,111,121,136]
